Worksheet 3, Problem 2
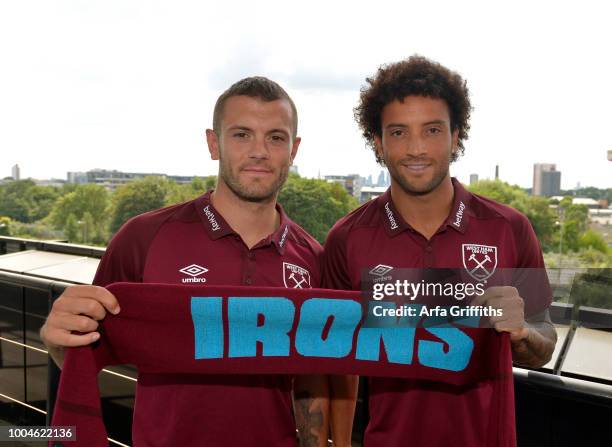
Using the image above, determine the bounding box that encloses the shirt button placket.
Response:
[424,244,434,268]
[244,250,255,285]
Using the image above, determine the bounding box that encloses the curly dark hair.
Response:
[354,55,472,164]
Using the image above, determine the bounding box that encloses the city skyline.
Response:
[2,162,607,192]
[1,1,611,189]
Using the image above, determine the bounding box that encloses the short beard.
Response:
[219,158,289,204]
[386,157,450,197]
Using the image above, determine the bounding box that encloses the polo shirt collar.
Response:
[195,191,235,240]
[194,191,291,255]
[270,204,291,255]
[379,189,411,237]
[444,178,470,234]
[378,177,471,237]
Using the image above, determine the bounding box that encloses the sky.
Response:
[1,0,611,189]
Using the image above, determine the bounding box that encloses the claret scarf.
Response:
[50,283,512,446]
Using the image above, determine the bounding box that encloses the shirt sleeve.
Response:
[92,215,153,286]
[321,224,354,291]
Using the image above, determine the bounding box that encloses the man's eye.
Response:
[390,129,404,137]
[427,127,441,135]
[234,132,248,138]
[271,135,285,142]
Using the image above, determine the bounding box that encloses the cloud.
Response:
[206,41,363,93]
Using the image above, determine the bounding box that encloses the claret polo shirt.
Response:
[323,178,552,447]
[93,191,322,447]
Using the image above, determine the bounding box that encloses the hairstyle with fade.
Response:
[354,55,472,164]
[213,76,298,138]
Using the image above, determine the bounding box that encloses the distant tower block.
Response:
[469,174,479,185]
[11,164,20,181]
[533,163,561,197]
[495,165,499,180]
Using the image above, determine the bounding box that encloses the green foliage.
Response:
[469,180,557,249]
[570,268,612,310]
[10,221,64,240]
[544,250,612,269]
[561,187,612,203]
[556,202,590,253]
[0,180,60,223]
[64,214,79,242]
[109,177,171,234]
[278,174,359,243]
[165,176,217,206]
[0,216,12,236]
[48,184,110,243]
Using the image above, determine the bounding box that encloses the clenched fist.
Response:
[40,285,120,349]
[471,286,529,343]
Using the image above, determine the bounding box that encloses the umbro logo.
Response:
[369,264,393,276]
[369,264,394,283]
[179,264,208,283]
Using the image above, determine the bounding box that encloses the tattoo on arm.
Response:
[294,390,325,447]
[512,320,557,368]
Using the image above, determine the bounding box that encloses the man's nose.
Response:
[405,135,426,156]
[248,136,270,159]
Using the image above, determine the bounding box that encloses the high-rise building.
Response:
[533,163,561,197]
[377,170,386,187]
[495,165,499,180]
[469,174,479,185]
[608,149,612,161]
[11,164,20,181]
[289,165,299,174]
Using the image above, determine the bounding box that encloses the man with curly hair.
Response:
[323,56,556,446]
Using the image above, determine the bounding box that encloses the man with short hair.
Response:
[41,76,329,447]
[324,56,557,446]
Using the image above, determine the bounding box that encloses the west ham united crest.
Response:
[283,262,311,289]
[462,244,498,281]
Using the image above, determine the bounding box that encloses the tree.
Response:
[0,180,59,223]
[48,184,110,243]
[30,185,60,221]
[0,216,12,236]
[278,174,359,243]
[578,229,608,254]
[109,177,170,234]
[64,214,79,243]
[165,176,217,206]
[469,180,557,249]
[556,201,589,253]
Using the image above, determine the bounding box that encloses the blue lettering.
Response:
[418,315,474,371]
[228,297,295,357]
[191,297,223,359]
[355,302,420,364]
[295,298,361,358]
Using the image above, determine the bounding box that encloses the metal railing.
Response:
[1,236,611,446]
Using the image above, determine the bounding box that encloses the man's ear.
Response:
[290,136,301,165]
[206,129,220,161]
[374,134,384,162]
[451,129,459,156]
